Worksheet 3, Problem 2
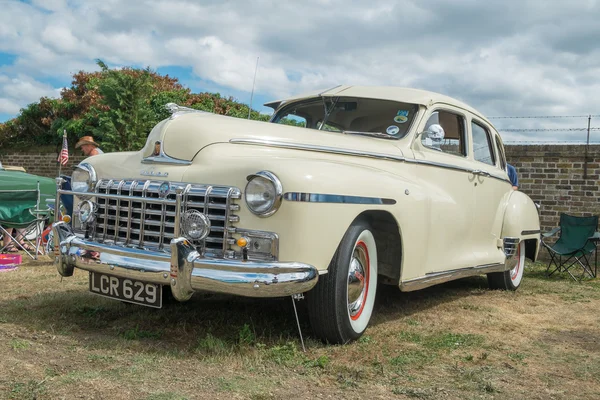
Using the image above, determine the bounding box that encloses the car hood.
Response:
[142,112,405,162]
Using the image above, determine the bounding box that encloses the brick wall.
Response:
[1,144,599,235]
[0,151,86,178]
[505,144,600,235]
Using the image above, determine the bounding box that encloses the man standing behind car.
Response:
[507,164,519,190]
[75,136,104,157]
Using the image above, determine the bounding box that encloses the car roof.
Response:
[264,85,489,124]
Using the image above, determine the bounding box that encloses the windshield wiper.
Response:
[342,130,398,140]
[318,96,339,130]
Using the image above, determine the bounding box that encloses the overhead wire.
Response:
[499,127,600,132]
[488,114,600,119]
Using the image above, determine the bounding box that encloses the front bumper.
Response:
[52,222,318,300]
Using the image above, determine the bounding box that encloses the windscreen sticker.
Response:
[386,125,400,135]
[394,110,409,123]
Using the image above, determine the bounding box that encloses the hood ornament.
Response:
[142,139,192,166]
[164,103,207,118]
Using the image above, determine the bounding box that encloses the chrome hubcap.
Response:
[347,244,368,318]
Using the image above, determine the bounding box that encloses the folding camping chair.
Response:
[0,182,51,259]
[541,213,600,281]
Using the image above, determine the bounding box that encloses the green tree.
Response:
[93,60,156,152]
[0,60,273,152]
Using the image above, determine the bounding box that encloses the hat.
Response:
[75,136,100,148]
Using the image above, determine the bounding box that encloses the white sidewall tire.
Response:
[348,229,378,334]
[509,241,525,288]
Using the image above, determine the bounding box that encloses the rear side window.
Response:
[494,135,507,171]
[471,122,496,166]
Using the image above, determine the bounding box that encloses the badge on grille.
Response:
[158,181,171,198]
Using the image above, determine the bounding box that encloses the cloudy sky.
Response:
[1,0,599,143]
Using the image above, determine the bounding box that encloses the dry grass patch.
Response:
[1,259,600,399]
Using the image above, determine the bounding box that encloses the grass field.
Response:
[1,257,599,399]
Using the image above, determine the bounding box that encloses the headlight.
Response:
[71,163,97,193]
[78,200,96,224]
[245,171,283,217]
[181,210,211,241]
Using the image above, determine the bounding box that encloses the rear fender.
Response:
[501,191,541,261]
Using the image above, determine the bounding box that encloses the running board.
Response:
[399,263,505,292]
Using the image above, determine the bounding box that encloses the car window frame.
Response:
[415,107,469,158]
[271,97,420,140]
[470,118,497,168]
[493,133,507,172]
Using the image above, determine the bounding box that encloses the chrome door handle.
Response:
[472,170,491,177]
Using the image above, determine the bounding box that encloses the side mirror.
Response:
[416,124,445,139]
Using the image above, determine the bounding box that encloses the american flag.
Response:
[58,131,69,166]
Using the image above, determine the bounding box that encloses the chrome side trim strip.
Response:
[404,158,470,174]
[521,229,541,235]
[405,158,511,184]
[141,155,192,165]
[229,139,407,162]
[283,192,396,205]
[400,263,505,292]
[229,138,511,185]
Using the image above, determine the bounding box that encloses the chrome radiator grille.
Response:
[92,179,241,255]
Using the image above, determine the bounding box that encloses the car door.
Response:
[469,118,512,266]
[411,106,478,273]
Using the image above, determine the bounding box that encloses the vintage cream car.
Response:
[52,86,540,344]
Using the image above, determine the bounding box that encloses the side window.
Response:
[316,121,342,132]
[471,121,496,166]
[421,110,466,156]
[276,114,307,128]
[494,135,507,171]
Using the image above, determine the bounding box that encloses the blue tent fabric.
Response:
[60,176,74,218]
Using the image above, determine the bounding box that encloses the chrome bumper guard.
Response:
[503,237,520,270]
[52,222,318,300]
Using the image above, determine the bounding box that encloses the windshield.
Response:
[271,96,419,139]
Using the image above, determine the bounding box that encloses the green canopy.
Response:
[0,190,42,228]
[0,169,56,228]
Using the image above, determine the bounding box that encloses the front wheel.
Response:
[306,219,378,344]
[488,241,525,291]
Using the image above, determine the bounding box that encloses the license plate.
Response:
[89,272,162,308]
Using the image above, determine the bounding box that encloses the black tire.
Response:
[306,219,378,344]
[488,241,525,291]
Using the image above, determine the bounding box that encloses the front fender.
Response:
[183,143,427,275]
[501,191,541,261]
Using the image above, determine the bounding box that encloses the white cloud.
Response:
[0,0,599,142]
[0,98,20,114]
[0,74,61,114]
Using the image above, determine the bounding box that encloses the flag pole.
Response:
[55,129,68,222]
[58,129,66,178]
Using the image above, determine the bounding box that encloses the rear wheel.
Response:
[488,241,525,290]
[307,219,378,344]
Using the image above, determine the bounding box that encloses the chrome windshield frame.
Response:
[269,96,419,140]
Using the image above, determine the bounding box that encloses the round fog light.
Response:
[182,210,211,240]
[78,200,96,224]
